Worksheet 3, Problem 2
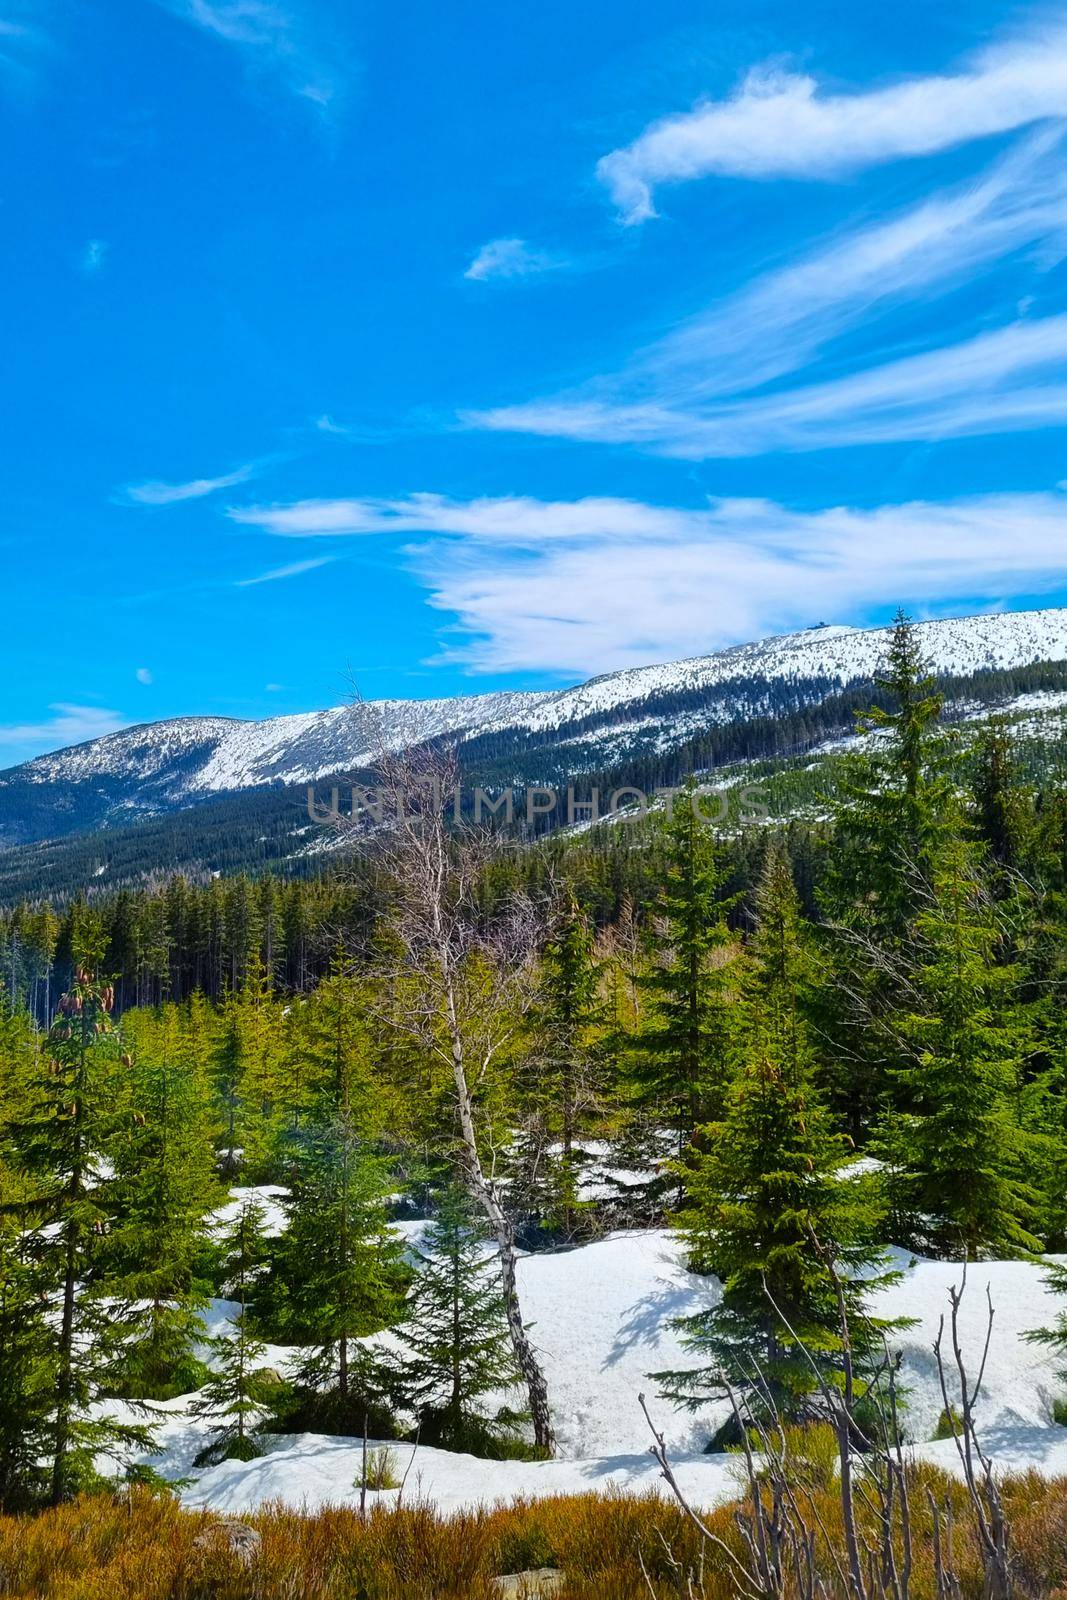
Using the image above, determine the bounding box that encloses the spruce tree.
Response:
[105,1004,222,1398]
[401,1186,523,1453]
[268,1007,406,1431]
[0,1158,53,1509]
[971,718,1034,881]
[631,788,737,1157]
[660,845,894,1428]
[528,895,605,1233]
[821,610,956,1135]
[271,1116,405,1429]
[212,958,283,1178]
[880,833,1041,1259]
[281,954,382,1141]
[18,943,153,1502]
[193,1197,269,1462]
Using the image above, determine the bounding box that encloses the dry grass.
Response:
[0,1471,1065,1598]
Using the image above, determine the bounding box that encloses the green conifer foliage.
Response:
[632,789,737,1154]
[106,1004,222,1398]
[0,1155,53,1509]
[193,1197,269,1462]
[660,845,895,1428]
[821,611,957,1134]
[881,834,1041,1260]
[401,1186,523,1454]
[18,933,154,1503]
[529,895,605,1233]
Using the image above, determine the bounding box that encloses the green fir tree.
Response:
[105,1005,222,1398]
[880,834,1041,1259]
[401,1186,524,1454]
[193,1197,270,1462]
[659,845,895,1431]
[18,940,154,1502]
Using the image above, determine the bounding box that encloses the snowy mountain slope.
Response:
[0,605,1064,863]
[471,607,1067,737]
[13,692,545,795]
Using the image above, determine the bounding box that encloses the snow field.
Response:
[122,1203,1067,1517]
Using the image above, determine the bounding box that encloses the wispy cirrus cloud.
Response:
[229,487,1067,675]
[235,555,333,585]
[121,462,257,505]
[477,314,1067,458]
[471,134,1067,457]
[599,29,1067,223]
[464,237,567,282]
[155,0,345,110]
[0,703,129,768]
[0,6,50,93]
[79,238,108,275]
[633,131,1067,403]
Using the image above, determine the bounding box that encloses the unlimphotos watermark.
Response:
[305,781,769,828]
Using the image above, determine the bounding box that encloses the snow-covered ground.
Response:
[118,1207,1067,1518]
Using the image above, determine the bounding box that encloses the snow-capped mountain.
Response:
[1,605,1065,861]
[478,606,1067,737]
[16,692,544,795]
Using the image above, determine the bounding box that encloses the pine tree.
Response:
[821,611,957,1136]
[212,958,283,1178]
[631,788,737,1158]
[268,1007,406,1431]
[880,834,1041,1259]
[280,954,382,1141]
[18,938,153,1502]
[270,1117,405,1429]
[971,718,1034,881]
[0,1157,53,1509]
[401,1186,524,1453]
[528,895,605,1233]
[659,845,895,1429]
[193,1197,269,1462]
[105,1004,222,1398]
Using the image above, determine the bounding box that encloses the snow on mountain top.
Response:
[7,606,1066,796]
[14,717,240,785]
[185,691,544,793]
[473,607,1067,737]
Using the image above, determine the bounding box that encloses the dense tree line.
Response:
[0,616,1064,1509]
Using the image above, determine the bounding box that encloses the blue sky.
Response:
[3,0,1067,764]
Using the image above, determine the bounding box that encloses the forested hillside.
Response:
[1,616,1066,1546]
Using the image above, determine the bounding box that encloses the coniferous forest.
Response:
[1,617,1067,1597]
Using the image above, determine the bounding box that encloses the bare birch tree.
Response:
[352,740,556,1453]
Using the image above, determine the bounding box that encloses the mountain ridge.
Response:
[9,605,1067,798]
[0,605,1064,886]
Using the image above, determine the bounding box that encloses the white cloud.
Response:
[471,135,1067,455]
[122,463,256,505]
[157,0,343,109]
[230,487,1067,675]
[476,313,1067,457]
[235,555,333,585]
[598,30,1067,222]
[80,238,108,274]
[135,667,153,685]
[0,704,129,768]
[315,413,351,435]
[639,132,1067,401]
[228,491,696,540]
[464,237,565,282]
